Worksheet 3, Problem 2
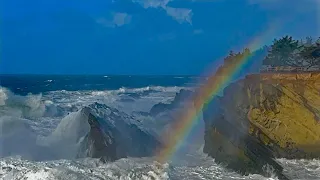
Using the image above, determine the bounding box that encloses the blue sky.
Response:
[1,0,319,75]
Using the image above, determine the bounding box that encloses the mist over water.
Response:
[0,75,319,180]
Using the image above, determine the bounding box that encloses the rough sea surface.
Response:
[0,75,319,180]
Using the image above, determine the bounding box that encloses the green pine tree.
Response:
[263,36,302,67]
[300,37,320,69]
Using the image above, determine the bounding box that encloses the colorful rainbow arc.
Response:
[155,24,278,164]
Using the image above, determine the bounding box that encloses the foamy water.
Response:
[0,86,319,180]
[2,155,318,180]
[0,156,281,180]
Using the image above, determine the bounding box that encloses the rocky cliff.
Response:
[77,103,162,161]
[202,72,320,179]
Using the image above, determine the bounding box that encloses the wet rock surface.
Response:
[77,103,162,161]
[202,73,320,179]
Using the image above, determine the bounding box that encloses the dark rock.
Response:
[77,103,162,161]
[149,102,172,116]
[172,89,193,104]
[311,48,320,57]
[132,111,150,117]
[149,89,194,116]
[77,107,117,162]
[203,99,289,180]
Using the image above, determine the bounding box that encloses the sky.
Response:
[1,0,319,75]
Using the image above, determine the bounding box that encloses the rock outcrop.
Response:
[203,72,320,179]
[149,89,193,116]
[77,103,162,161]
[77,107,118,162]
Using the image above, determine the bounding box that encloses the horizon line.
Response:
[0,73,209,77]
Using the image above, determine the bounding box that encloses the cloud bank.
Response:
[97,12,132,28]
[132,0,193,24]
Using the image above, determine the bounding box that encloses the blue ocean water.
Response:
[0,75,203,94]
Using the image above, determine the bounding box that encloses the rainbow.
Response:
[156,23,279,164]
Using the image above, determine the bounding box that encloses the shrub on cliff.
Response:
[214,35,319,76]
[215,47,267,78]
[262,36,320,68]
[263,36,302,67]
[299,37,320,69]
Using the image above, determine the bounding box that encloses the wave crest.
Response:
[0,87,46,118]
[0,87,66,119]
[115,86,186,94]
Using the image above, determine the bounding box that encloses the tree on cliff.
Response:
[299,37,320,68]
[220,48,252,71]
[300,46,320,68]
[216,47,269,77]
[263,36,302,67]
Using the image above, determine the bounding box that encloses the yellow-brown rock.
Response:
[202,72,320,179]
[246,72,320,158]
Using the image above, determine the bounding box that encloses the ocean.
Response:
[0,75,319,180]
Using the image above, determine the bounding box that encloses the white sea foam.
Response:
[0,110,91,161]
[0,116,39,159]
[39,109,91,159]
[0,88,8,106]
[0,87,46,118]
[0,86,319,179]
[0,155,298,180]
[43,86,188,114]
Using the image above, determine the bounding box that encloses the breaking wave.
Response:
[0,155,287,180]
[0,87,46,118]
[0,87,65,119]
[0,86,319,179]
[0,110,91,161]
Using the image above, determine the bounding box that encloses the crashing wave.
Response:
[0,94,162,162]
[0,87,65,119]
[0,157,170,180]
[1,155,295,180]
[117,86,184,94]
[0,116,54,161]
[49,86,186,95]
[0,87,46,118]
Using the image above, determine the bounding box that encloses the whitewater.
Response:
[0,77,319,180]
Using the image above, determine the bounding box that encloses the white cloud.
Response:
[165,7,193,24]
[132,0,171,8]
[96,13,132,28]
[132,0,193,24]
[113,13,132,27]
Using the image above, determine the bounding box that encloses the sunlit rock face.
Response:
[202,73,320,179]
